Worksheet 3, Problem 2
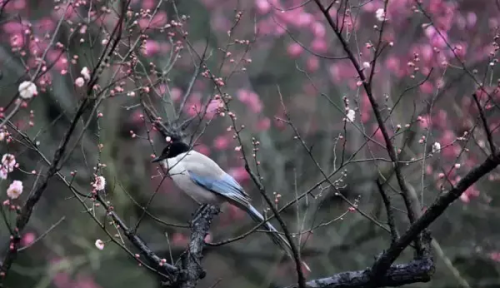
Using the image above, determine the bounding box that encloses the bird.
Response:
[152,138,310,272]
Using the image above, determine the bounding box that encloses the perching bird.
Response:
[152,138,310,272]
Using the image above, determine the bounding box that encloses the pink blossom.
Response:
[466,12,477,28]
[10,33,25,48]
[419,82,434,94]
[4,0,26,12]
[213,136,230,150]
[256,117,271,131]
[171,233,188,246]
[311,22,326,38]
[311,38,327,53]
[143,40,160,55]
[93,176,106,191]
[75,77,85,87]
[385,56,404,77]
[204,233,212,243]
[426,165,433,175]
[361,1,378,12]
[3,21,26,34]
[169,87,182,102]
[418,115,431,129]
[195,144,211,156]
[459,192,470,203]
[452,42,467,59]
[184,97,202,117]
[142,0,157,9]
[227,166,249,183]
[52,4,77,21]
[206,99,222,118]
[306,57,319,72]
[489,252,500,262]
[296,12,314,27]
[52,271,72,288]
[287,43,303,58]
[37,17,56,33]
[430,32,448,49]
[183,94,221,119]
[255,0,271,14]
[47,51,68,71]
[237,89,263,113]
[329,62,358,83]
[74,274,102,288]
[21,232,36,247]
[130,110,144,125]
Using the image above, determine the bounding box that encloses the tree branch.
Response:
[472,93,495,154]
[371,152,500,278]
[285,258,434,288]
[313,0,423,259]
[0,98,91,283]
[376,180,399,244]
[173,205,220,288]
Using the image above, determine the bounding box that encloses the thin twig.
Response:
[18,216,66,252]
[472,93,495,154]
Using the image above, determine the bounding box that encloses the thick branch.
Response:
[371,152,500,277]
[173,205,220,288]
[285,258,434,288]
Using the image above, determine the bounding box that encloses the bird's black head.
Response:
[152,140,190,163]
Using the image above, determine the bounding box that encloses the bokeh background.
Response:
[0,0,500,287]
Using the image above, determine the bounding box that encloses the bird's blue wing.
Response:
[188,171,250,205]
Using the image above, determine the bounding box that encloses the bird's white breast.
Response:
[162,152,222,205]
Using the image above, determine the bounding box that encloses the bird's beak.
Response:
[151,156,162,163]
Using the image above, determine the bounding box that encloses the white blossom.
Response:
[81,67,91,81]
[363,62,371,69]
[375,8,386,22]
[94,176,106,191]
[432,142,441,154]
[18,81,37,99]
[346,109,356,122]
[1,154,16,172]
[6,180,23,199]
[95,239,105,250]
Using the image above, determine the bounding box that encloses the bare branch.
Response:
[313,0,423,257]
[285,258,434,288]
[376,180,399,244]
[472,93,496,154]
[173,205,220,288]
[371,152,500,279]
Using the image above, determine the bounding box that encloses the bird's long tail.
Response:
[243,204,311,272]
